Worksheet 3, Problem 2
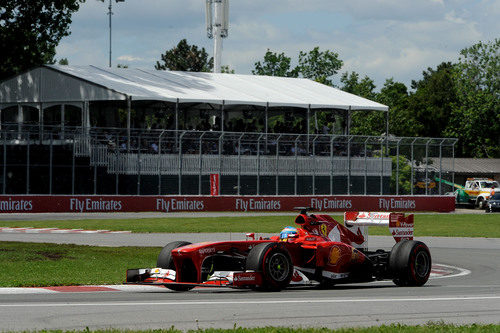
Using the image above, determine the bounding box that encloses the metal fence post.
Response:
[115,134,119,195]
[198,132,206,195]
[438,139,444,195]
[237,133,244,195]
[380,139,383,195]
[396,139,401,195]
[330,135,335,195]
[294,136,299,195]
[312,135,318,195]
[257,134,263,195]
[157,130,167,195]
[49,133,53,195]
[410,138,416,195]
[72,138,76,195]
[26,133,30,194]
[178,131,186,195]
[347,136,352,195]
[218,132,224,194]
[2,133,6,194]
[137,133,141,195]
[425,139,431,196]
[364,137,369,195]
[275,134,282,195]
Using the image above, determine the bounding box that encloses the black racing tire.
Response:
[156,241,193,291]
[389,240,431,287]
[246,242,293,291]
[157,241,191,269]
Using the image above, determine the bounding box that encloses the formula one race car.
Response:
[126,209,431,291]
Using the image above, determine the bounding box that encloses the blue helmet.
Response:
[280,226,298,241]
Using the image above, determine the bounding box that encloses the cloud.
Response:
[55,0,499,89]
[117,55,143,62]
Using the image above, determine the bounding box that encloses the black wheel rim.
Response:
[414,251,430,278]
[267,252,289,282]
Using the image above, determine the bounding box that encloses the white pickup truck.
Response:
[462,178,500,209]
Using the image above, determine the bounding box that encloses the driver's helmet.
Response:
[280,226,298,241]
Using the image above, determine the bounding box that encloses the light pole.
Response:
[206,0,229,73]
[107,0,125,68]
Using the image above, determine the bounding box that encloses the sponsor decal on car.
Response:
[329,246,342,265]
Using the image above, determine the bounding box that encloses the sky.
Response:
[55,0,500,90]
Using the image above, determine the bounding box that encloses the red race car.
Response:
[126,208,431,291]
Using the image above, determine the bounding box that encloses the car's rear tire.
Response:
[246,242,293,291]
[389,240,431,287]
[157,241,194,291]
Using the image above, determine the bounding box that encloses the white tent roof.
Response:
[0,65,388,111]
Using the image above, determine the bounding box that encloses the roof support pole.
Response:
[265,103,268,134]
[17,104,22,140]
[265,102,269,153]
[386,109,389,137]
[347,107,351,136]
[61,104,65,140]
[38,102,43,143]
[127,96,131,152]
[221,100,225,131]
[307,105,310,154]
[175,99,179,132]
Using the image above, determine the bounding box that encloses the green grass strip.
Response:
[0,242,159,287]
[0,214,499,237]
[2,323,499,333]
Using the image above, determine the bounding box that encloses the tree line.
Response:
[1,1,498,157]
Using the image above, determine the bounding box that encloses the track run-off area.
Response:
[0,211,499,331]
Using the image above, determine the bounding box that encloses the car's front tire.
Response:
[157,241,194,291]
[246,242,293,291]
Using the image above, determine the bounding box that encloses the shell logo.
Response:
[329,246,341,265]
[320,224,328,237]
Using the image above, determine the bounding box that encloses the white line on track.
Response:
[1,295,499,307]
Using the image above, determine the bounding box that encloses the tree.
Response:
[340,71,381,135]
[377,78,420,137]
[155,39,213,72]
[0,0,84,80]
[252,49,298,77]
[298,47,343,86]
[445,39,500,157]
[407,62,458,138]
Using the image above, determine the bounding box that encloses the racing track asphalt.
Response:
[0,212,499,331]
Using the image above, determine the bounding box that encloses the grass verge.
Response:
[2,323,499,332]
[0,214,499,237]
[0,241,159,287]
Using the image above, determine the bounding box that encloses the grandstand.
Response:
[0,65,457,196]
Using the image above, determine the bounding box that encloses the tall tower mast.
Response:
[206,0,229,73]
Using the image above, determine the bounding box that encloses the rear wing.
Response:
[344,212,414,250]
